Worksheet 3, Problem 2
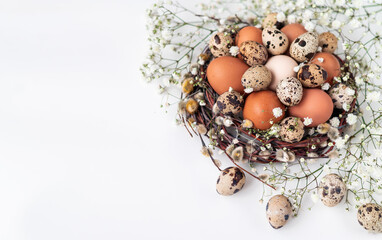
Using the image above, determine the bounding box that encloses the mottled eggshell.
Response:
[311,52,341,84]
[262,27,289,55]
[328,83,356,110]
[239,41,268,66]
[216,167,246,196]
[318,174,346,207]
[241,65,272,91]
[318,32,338,53]
[281,23,307,45]
[266,195,293,229]
[357,203,382,233]
[297,63,328,88]
[209,32,233,57]
[276,77,303,106]
[265,55,298,91]
[279,117,304,143]
[235,26,263,47]
[216,91,244,115]
[290,32,319,62]
[243,91,286,130]
[207,56,249,95]
[289,89,334,127]
[262,13,285,29]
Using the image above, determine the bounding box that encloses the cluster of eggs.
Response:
[206,13,355,144]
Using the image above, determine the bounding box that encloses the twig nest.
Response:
[262,13,285,29]
[262,27,289,55]
[328,83,355,110]
[279,117,305,143]
[266,195,293,229]
[297,63,328,88]
[216,90,244,115]
[276,77,303,106]
[216,167,246,196]
[239,41,268,66]
[289,32,319,62]
[318,32,338,54]
[209,32,233,58]
[241,65,272,91]
[318,174,346,207]
[357,203,382,233]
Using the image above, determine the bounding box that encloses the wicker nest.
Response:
[182,32,356,165]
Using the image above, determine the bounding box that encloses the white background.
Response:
[0,0,380,239]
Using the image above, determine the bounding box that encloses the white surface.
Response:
[0,0,380,239]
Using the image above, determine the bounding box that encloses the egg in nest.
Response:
[328,83,356,110]
[239,41,268,66]
[209,32,233,57]
[289,32,319,62]
[279,117,305,143]
[276,77,303,106]
[241,65,272,92]
[235,26,263,47]
[262,27,289,55]
[297,63,328,88]
[216,90,244,115]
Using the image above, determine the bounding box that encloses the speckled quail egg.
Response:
[279,117,305,143]
[318,32,338,54]
[266,195,293,229]
[209,32,234,58]
[216,90,244,115]
[318,173,346,207]
[262,13,285,29]
[241,65,272,92]
[328,83,356,110]
[262,27,289,55]
[239,41,268,66]
[357,203,382,233]
[216,167,246,196]
[276,77,303,106]
[297,63,328,88]
[290,32,319,62]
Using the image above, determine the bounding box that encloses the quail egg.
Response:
[266,195,293,229]
[262,27,289,55]
[290,32,319,62]
[357,203,382,233]
[241,65,272,92]
[262,13,285,29]
[209,32,234,58]
[279,117,305,143]
[318,32,338,54]
[239,41,268,66]
[328,83,356,110]
[297,63,328,88]
[216,167,246,196]
[318,173,346,207]
[216,90,244,115]
[276,77,303,106]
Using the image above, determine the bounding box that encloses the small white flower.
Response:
[335,137,347,149]
[232,138,239,144]
[191,67,198,75]
[244,87,254,94]
[330,117,340,128]
[229,46,239,57]
[345,87,355,96]
[228,87,233,93]
[287,14,296,24]
[293,66,300,72]
[343,103,350,111]
[346,113,357,125]
[277,12,286,22]
[349,19,361,28]
[332,20,342,29]
[366,91,381,102]
[272,107,283,118]
[304,22,315,32]
[317,57,324,63]
[198,57,205,66]
[303,117,313,126]
[224,118,233,127]
[303,10,313,20]
[321,83,330,91]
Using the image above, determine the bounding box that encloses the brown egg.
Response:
[281,24,307,45]
[289,89,334,127]
[235,26,263,47]
[311,52,341,85]
[207,56,249,95]
[243,91,286,130]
